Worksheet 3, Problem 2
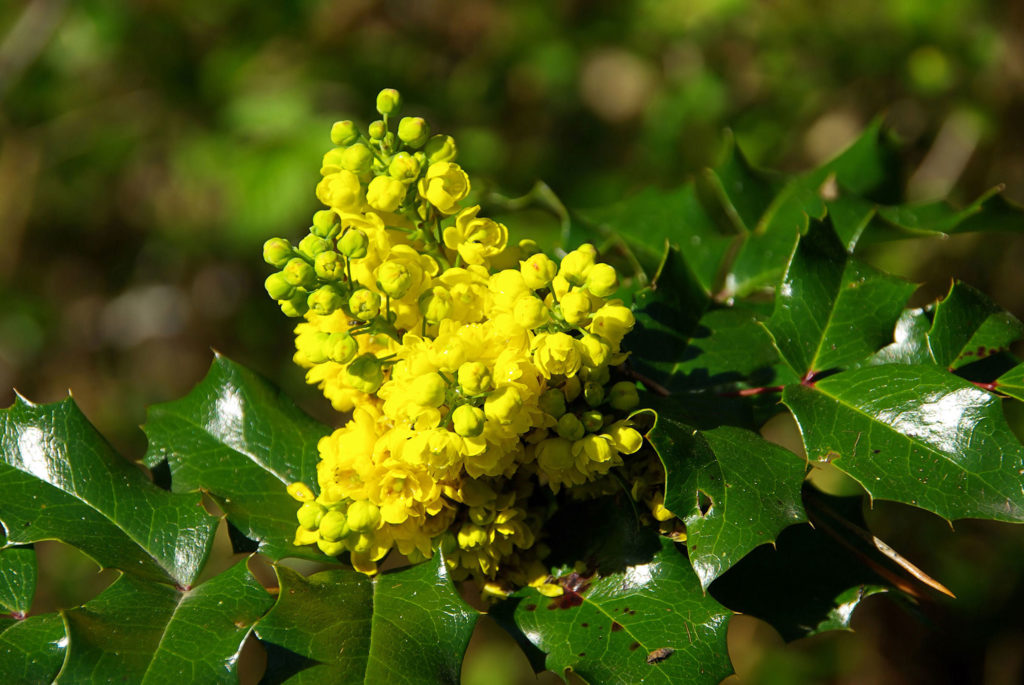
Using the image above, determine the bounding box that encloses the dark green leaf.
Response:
[826,196,877,251]
[255,554,479,685]
[785,364,1024,522]
[0,395,216,587]
[766,222,916,375]
[874,187,1024,236]
[644,411,807,588]
[60,559,272,683]
[995,364,1024,402]
[502,537,732,684]
[144,354,331,561]
[0,614,66,683]
[926,282,1023,370]
[578,182,733,293]
[0,544,35,616]
[867,307,933,366]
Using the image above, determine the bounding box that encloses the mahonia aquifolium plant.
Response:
[262,89,671,591]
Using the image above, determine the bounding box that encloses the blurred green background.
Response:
[4,0,1024,682]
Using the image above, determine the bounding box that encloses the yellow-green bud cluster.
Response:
[275,90,658,589]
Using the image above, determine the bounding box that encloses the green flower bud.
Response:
[412,373,447,408]
[588,364,610,386]
[341,143,374,175]
[350,533,374,553]
[452,404,485,437]
[556,413,585,441]
[585,262,618,298]
[376,88,402,115]
[312,210,340,238]
[264,272,295,300]
[539,388,566,418]
[307,285,345,316]
[280,293,309,318]
[283,257,317,289]
[559,247,596,286]
[325,332,358,364]
[297,502,326,530]
[347,500,382,532]
[458,361,493,396]
[330,120,359,146]
[584,381,605,407]
[424,134,457,163]
[377,260,413,298]
[298,234,330,260]
[608,381,640,411]
[366,175,407,213]
[398,116,430,148]
[581,409,604,433]
[388,152,421,183]
[468,506,496,526]
[317,538,346,556]
[296,330,330,364]
[263,238,293,267]
[314,250,344,281]
[418,286,453,324]
[349,288,381,321]
[368,120,387,140]
[338,228,369,259]
[535,437,574,471]
[318,510,351,541]
[344,354,385,393]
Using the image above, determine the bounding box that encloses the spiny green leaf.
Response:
[500,537,732,684]
[0,542,35,616]
[0,614,66,683]
[577,182,733,293]
[867,307,933,366]
[254,554,478,685]
[143,354,330,561]
[644,411,807,588]
[784,364,1024,522]
[766,221,917,375]
[874,187,1024,236]
[0,395,216,587]
[926,282,1023,370]
[59,559,271,683]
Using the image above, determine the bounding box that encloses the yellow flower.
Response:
[418,161,470,214]
[444,205,509,265]
[316,171,364,212]
[532,332,582,378]
[366,175,407,213]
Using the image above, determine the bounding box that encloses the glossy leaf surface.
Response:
[926,282,1023,370]
[504,537,732,684]
[60,559,271,683]
[0,543,35,616]
[0,395,216,586]
[785,364,1024,522]
[255,554,478,684]
[0,614,66,683]
[144,354,330,561]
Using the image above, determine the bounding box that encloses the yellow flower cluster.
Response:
[266,90,653,586]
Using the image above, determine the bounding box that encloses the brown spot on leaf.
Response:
[611,621,624,632]
[629,642,640,651]
[525,604,537,612]
[647,647,675,664]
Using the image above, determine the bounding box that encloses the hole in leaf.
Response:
[697,490,713,516]
[32,540,118,613]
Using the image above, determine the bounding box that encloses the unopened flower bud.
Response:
[559,247,596,286]
[608,381,640,411]
[388,152,421,183]
[563,375,582,402]
[338,228,369,259]
[520,253,557,289]
[418,286,453,324]
[318,510,351,541]
[283,258,317,289]
[536,437,574,471]
[312,210,340,238]
[280,293,309,318]
[344,354,385,393]
[264,272,295,300]
[349,289,381,321]
[263,238,293,267]
[484,385,523,425]
[297,502,326,530]
[588,364,610,386]
[452,404,485,437]
[398,116,430,148]
[341,143,373,175]
[539,388,567,418]
[298,234,330,260]
[325,332,358,364]
[560,290,592,326]
[412,373,447,408]
[584,381,605,407]
[347,501,382,532]
[368,120,386,140]
[317,538,346,556]
[366,175,407,213]
[514,295,549,329]
[581,410,604,432]
[458,361,493,396]
[375,88,402,115]
[579,334,610,368]
[377,261,413,298]
[607,421,644,454]
[307,285,345,316]
[314,251,344,281]
[296,330,330,364]
[330,120,359,146]
[424,134,457,163]
[585,262,618,298]
[556,413,585,441]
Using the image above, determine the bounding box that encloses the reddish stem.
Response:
[718,384,785,398]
